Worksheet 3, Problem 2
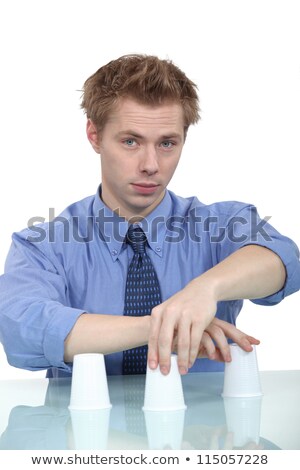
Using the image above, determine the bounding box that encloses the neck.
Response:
[100,187,166,222]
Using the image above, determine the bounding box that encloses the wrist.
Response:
[189,271,221,302]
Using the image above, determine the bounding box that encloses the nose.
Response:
[139,145,159,175]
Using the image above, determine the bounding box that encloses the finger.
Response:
[246,335,260,345]
[197,331,217,361]
[205,323,231,362]
[234,331,260,352]
[212,318,260,352]
[236,334,260,352]
[209,348,226,362]
[156,310,177,375]
[189,322,205,368]
[197,334,227,362]
[176,318,191,375]
[147,305,163,369]
[198,346,227,362]
[171,332,178,352]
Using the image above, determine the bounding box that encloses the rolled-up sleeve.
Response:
[216,203,300,305]
[0,231,85,372]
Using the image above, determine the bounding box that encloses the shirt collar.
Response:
[92,185,172,260]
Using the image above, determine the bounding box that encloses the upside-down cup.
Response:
[222,344,262,398]
[69,353,112,410]
[143,355,187,411]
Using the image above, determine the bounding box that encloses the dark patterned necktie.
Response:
[123,225,162,375]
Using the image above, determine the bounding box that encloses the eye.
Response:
[160,141,174,149]
[123,138,137,147]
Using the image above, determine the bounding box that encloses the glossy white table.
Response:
[0,371,299,450]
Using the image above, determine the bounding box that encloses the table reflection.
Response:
[0,374,280,450]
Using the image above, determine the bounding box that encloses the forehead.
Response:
[105,98,185,132]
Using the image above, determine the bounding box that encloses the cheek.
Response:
[163,157,181,175]
[100,149,119,170]
[103,158,131,184]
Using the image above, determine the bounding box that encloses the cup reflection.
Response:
[143,409,186,449]
[70,408,111,450]
[224,396,262,448]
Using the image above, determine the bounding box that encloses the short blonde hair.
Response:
[81,54,200,131]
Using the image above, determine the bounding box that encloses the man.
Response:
[0,55,299,378]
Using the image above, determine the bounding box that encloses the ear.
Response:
[86,119,101,154]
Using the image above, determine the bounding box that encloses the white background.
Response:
[0,0,299,379]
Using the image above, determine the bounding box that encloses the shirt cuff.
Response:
[244,240,300,305]
[43,306,86,372]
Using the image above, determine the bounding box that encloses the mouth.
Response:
[131,183,160,195]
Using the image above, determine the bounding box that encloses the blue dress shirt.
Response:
[0,187,299,377]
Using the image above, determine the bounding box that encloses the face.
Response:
[87,98,185,220]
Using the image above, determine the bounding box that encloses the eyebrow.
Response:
[116,130,143,139]
[116,130,183,140]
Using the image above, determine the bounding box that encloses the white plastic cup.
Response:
[69,353,112,410]
[144,409,185,449]
[224,396,262,447]
[143,355,187,411]
[222,344,262,398]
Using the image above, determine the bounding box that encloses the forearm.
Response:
[195,244,286,302]
[64,313,150,362]
[148,245,286,374]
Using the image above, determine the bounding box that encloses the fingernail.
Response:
[149,360,157,369]
[242,339,252,350]
[160,366,169,375]
[179,366,187,375]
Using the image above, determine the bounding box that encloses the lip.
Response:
[131,183,159,195]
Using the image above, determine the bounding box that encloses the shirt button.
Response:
[111,249,118,256]
[155,247,162,253]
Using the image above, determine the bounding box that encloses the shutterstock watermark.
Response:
[26,207,273,244]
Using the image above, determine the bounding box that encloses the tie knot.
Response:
[126,226,147,254]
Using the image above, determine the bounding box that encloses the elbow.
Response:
[272,252,287,293]
[2,346,49,372]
